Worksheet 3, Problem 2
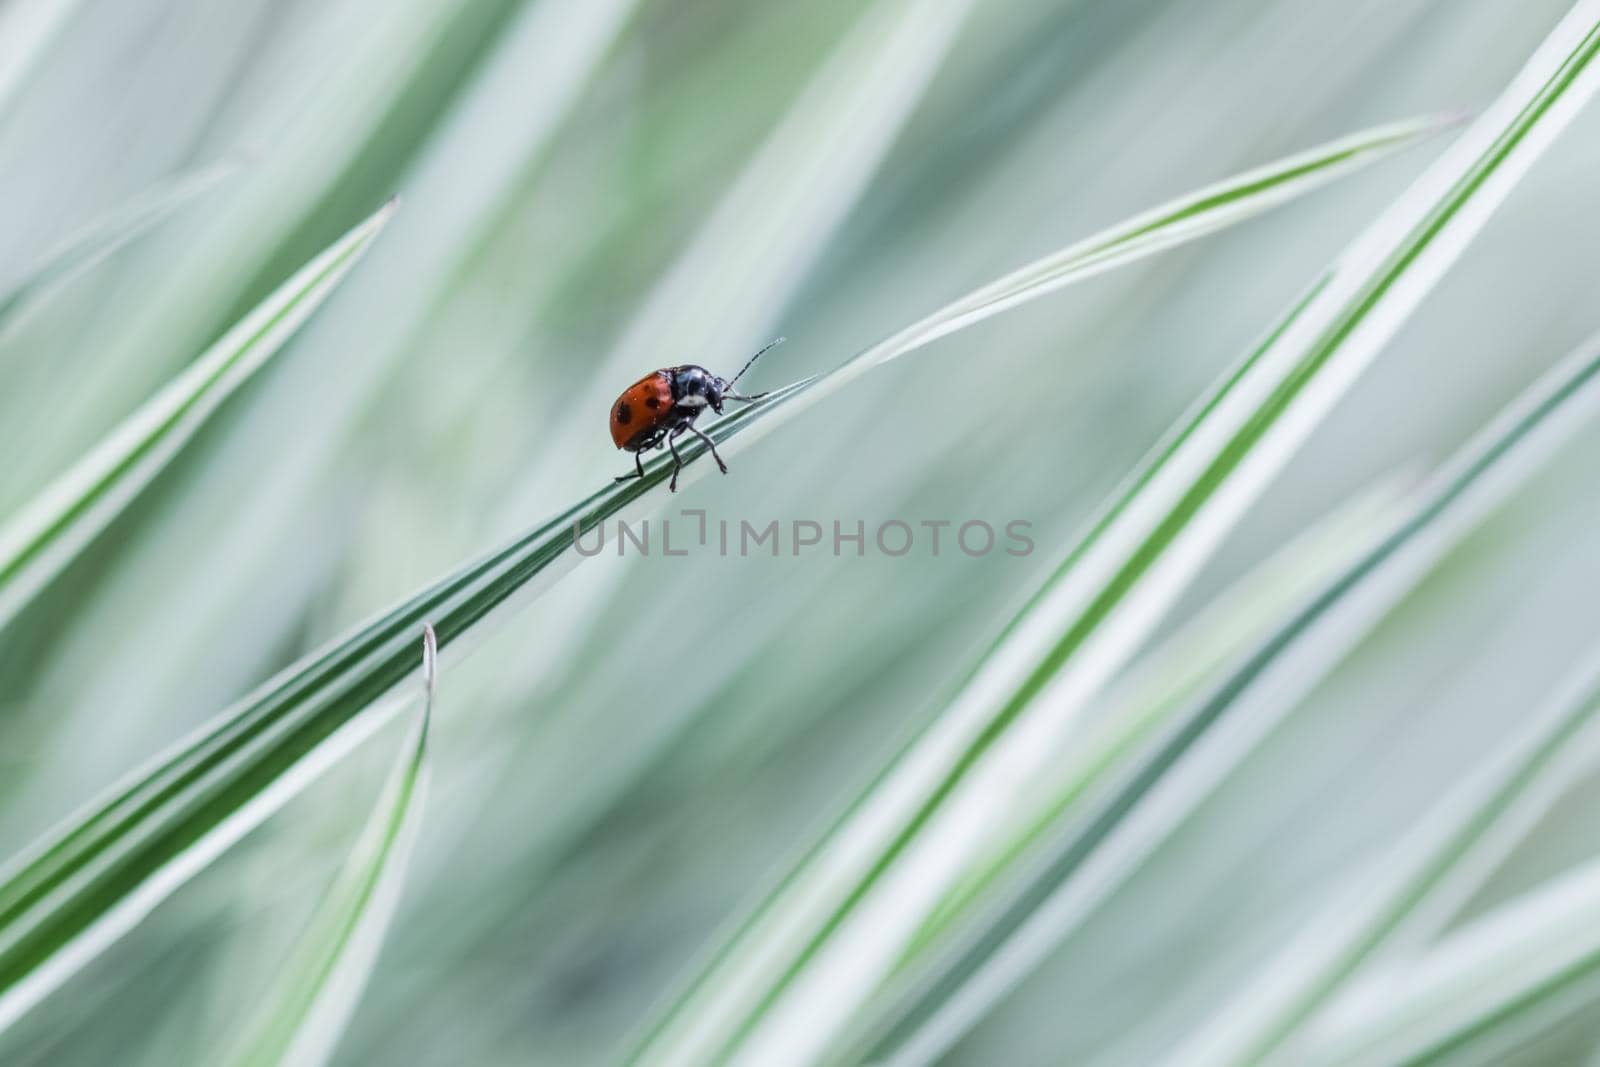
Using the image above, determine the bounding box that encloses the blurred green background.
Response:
[3,0,1600,1063]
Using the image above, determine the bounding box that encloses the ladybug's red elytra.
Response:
[611,338,782,492]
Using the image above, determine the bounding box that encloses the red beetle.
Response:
[611,338,781,491]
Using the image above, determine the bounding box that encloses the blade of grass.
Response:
[0,161,235,337]
[0,116,1444,1037]
[1167,638,1600,1066]
[904,476,1414,960]
[870,325,1600,1067]
[0,198,397,632]
[223,626,436,1067]
[1297,849,1600,1067]
[631,7,1600,1063]
[775,112,1455,404]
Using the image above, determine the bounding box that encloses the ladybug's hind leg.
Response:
[685,424,728,475]
[614,450,645,484]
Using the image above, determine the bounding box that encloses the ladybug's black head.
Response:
[669,340,782,416]
[670,364,727,413]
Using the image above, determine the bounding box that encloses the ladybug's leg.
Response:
[723,390,769,403]
[685,423,728,475]
[613,451,645,484]
[666,426,687,492]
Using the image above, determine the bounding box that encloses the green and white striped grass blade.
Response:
[223,627,436,1067]
[0,115,1442,1039]
[872,327,1600,1067]
[773,112,1454,408]
[0,199,396,633]
[1299,845,1600,1066]
[630,6,1600,1064]
[904,476,1414,961]
[1176,630,1600,1066]
[0,162,234,337]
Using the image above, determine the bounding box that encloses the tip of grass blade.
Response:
[1306,110,1472,164]
[1345,110,1471,153]
[354,196,402,242]
[1393,110,1474,151]
[421,624,438,707]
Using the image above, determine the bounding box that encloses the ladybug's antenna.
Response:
[727,336,785,388]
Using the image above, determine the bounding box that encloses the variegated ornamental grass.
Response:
[873,325,1600,1067]
[0,117,1439,1039]
[0,202,396,631]
[631,4,1600,1064]
[4,2,1600,1065]
[224,627,437,1067]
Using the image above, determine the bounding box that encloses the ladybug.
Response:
[611,338,782,491]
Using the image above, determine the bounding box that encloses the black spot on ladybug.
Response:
[616,401,633,425]
[646,396,661,409]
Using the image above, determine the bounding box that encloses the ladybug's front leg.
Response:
[685,423,728,475]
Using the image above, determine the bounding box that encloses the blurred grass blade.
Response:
[0,199,397,632]
[0,116,1440,1038]
[905,477,1413,958]
[0,0,81,120]
[1171,641,1600,1066]
[224,627,436,1067]
[781,112,1456,404]
[873,327,1600,1067]
[631,7,1600,1063]
[922,117,1452,342]
[1299,851,1600,1066]
[0,162,235,336]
